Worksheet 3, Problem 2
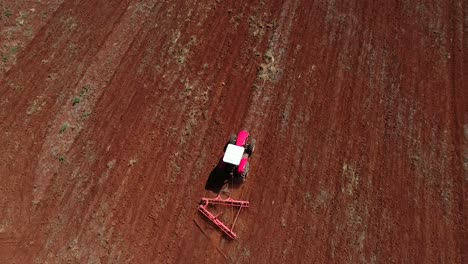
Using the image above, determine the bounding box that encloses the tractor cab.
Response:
[222,144,245,166]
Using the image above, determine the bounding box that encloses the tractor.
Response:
[218,130,255,184]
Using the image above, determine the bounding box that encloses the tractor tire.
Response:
[224,134,237,152]
[246,138,256,156]
[234,174,245,184]
[240,162,249,181]
[229,134,237,144]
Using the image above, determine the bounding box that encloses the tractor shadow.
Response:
[205,160,242,194]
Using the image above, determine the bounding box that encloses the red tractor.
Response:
[218,130,256,184]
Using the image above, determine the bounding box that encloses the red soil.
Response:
[0,0,466,263]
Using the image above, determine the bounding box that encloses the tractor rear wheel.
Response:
[240,162,249,182]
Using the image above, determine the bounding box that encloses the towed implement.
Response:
[198,195,249,240]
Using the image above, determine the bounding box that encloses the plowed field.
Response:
[0,1,466,263]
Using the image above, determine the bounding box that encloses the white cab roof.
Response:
[223,144,244,165]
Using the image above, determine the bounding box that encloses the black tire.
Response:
[246,138,256,156]
[233,174,245,184]
[229,134,237,145]
[240,162,249,181]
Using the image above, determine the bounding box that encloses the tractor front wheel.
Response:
[246,138,256,156]
[229,134,237,145]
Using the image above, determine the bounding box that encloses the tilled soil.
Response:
[0,1,466,263]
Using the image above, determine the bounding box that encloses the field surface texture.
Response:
[0,0,466,263]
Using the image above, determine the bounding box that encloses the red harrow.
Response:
[198,195,249,240]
